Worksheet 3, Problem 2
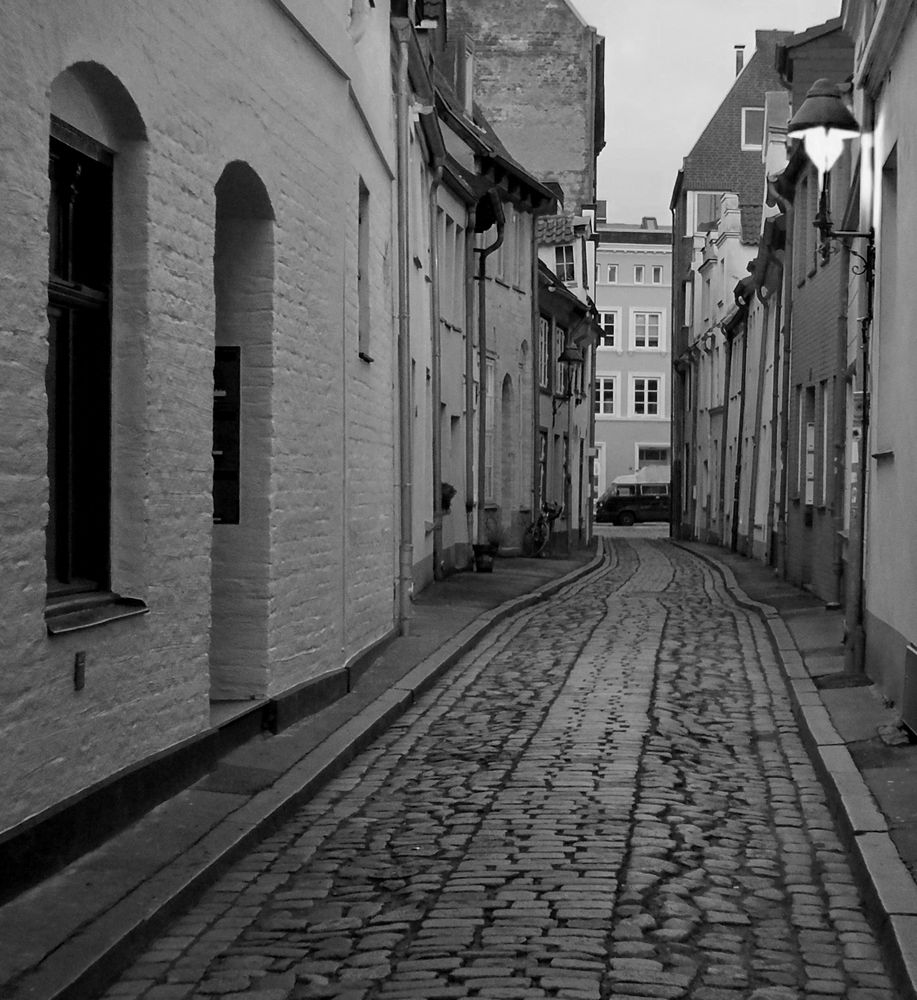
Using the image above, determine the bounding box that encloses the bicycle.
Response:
[524,501,564,557]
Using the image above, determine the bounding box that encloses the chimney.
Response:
[735,45,745,76]
[641,216,657,230]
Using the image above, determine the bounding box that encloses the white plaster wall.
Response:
[863,13,917,685]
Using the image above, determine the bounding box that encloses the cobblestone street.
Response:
[100,539,903,1000]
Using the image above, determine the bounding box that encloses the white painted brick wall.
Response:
[0,0,397,832]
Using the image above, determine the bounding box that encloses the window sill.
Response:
[46,592,149,635]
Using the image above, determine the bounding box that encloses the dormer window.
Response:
[554,244,575,283]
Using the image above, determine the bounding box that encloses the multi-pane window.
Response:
[634,264,644,284]
[634,311,662,349]
[652,265,664,284]
[538,316,550,390]
[598,312,616,348]
[638,446,669,463]
[607,264,617,283]
[47,121,113,593]
[553,326,566,393]
[538,430,548,505]
[633,377,661,416]
[595,376,616,415]
[485,360,495,500]
[554,244,575,283]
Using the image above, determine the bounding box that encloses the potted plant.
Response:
[472,518,504,572]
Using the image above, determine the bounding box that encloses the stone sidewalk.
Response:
[0,546,602,1000]
[678,540,917,999]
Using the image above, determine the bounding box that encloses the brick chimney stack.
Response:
[735,45,745,76]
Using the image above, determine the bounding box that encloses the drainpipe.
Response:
[777,200,796,578]
[832,242,851,606]
[464,226,475,559]
[395,25,413,634]
[847,240,874,670]
[474,191,505,546]
[531,223,541,518]
[718,332,733,546]
[747,296,770,558]
[765,288,783,563]
[429,164,444,580]
[731,317,749,552]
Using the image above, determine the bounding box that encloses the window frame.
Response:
[633,264,645,284]
[553,325,566,394]
[595,375,617,416]
[46,122,114,598]
[607,263,617,284]
[597,310,619,349]
[554,243,576,284]
[631,374,664,418]
[651,265,664,285]
[538,315,551,391]
[631,309,665,351]
[741,107,766,151]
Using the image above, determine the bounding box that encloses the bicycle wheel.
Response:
[525,518,549,557]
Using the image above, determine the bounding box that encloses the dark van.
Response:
[595,481,671,526]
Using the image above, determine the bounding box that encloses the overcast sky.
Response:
[568,0,843,223]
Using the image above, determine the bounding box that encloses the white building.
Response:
[593,217,672,496]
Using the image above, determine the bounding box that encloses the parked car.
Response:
[595,481,671,525]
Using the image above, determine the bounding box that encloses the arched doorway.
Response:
[210,162,275,701]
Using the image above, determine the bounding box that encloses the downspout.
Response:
[475,191,505,546]
[847,236,874,670]
[395,26,413,634]
[847,99,877,673]
[429,165,444,580]
[832,242,851,606]
[765,287,783,563]
[717,332,733,545]
[531,224,541,517]
[689,359,699,539]
[670,205,683,539]
[747,296,770,558]
[731,317,749,552]
[464,225,476,561]
[777,199,795,578]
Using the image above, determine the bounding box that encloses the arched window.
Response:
[46,64,146,606]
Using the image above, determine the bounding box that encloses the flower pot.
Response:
[472,542,497,573]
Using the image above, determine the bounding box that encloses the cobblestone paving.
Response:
[100,540,903,1000]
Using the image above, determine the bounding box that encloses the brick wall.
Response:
[0,1,397,831]
[449,0,599,212]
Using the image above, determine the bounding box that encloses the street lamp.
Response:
[552,343,584,417]
[786,78,874,274]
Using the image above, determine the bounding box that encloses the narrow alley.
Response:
[98,539,902,1000]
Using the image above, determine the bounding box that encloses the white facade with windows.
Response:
[593,218,672,497]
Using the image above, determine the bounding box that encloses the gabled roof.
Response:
[675,30,792,219]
